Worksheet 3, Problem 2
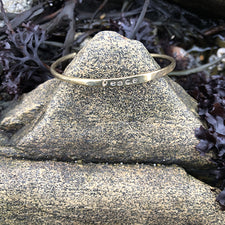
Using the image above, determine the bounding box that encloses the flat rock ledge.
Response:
[0,157,224,225]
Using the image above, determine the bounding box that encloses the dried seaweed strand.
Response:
[170,54,225,76]
[0,0,13,32]
[90,0,108,22]
[128,0,150,39]
[63,0,76,55]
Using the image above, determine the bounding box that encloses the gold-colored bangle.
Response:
[50,52,176,87]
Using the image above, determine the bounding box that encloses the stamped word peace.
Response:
[102,78,139,87]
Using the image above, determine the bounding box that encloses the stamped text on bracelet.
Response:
[102,78,138,87]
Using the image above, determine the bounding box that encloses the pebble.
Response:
[2,0,33,13]
[0,0,33,27]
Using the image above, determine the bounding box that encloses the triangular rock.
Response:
[0,31,209,168]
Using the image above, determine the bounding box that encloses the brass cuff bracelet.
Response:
[50,53,176,87]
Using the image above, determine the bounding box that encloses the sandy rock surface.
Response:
[0,31,210,169]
